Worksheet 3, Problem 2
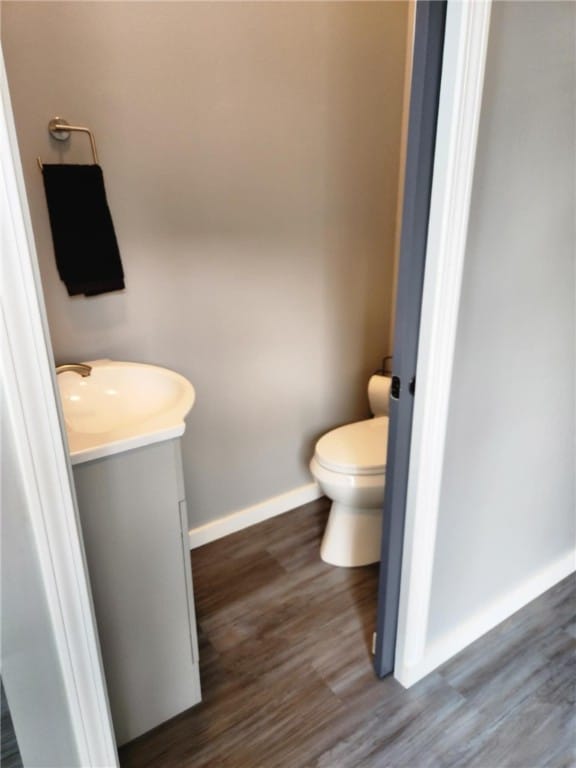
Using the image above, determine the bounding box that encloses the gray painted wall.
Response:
[1,404,80,767]
[2,2,408,527]
[427,1,575,644]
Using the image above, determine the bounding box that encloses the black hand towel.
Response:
[41,164,125,296]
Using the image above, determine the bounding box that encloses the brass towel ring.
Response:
[37,117,100,171]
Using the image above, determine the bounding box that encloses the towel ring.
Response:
[37,117,99,171]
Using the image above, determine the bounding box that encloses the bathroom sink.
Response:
[57,359,195,464]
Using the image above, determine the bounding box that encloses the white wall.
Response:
[1,1,408,528]
[427,1,575,651]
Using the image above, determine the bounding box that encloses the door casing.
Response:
[374,0,448,678]
[376,0,493,685]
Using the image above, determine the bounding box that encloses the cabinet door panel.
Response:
[73,440,201,746]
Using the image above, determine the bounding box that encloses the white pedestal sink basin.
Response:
[57,359,195,464]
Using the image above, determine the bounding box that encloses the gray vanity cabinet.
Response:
[72,439,201,747]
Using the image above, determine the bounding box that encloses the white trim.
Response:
[1,53,118,765]
[395,549,576,688]
[189,482,322,548]
[394,1,492,684]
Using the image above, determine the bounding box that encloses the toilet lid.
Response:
[314,417,389,476]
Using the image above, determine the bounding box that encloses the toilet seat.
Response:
[314,416,389,476]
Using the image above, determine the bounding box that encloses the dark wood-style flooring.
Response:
[120,498,575,768]
[1,680,23,768]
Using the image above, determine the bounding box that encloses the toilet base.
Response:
[320,502,383,567]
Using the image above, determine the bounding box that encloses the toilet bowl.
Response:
[310,376,390,567]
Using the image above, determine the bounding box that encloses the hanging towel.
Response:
[41,164,125,296]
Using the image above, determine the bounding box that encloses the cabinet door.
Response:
[73,440,201,746]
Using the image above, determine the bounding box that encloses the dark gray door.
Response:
[374,0,447,678]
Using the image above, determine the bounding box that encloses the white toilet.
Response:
[310,375,390,567]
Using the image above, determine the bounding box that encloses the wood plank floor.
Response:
[120,498,576,768]
[1,680,23,768]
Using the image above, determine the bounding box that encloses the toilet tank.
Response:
[368,374,391,417]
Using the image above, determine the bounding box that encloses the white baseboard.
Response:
[188,482,323,549]
[395,548,576,688]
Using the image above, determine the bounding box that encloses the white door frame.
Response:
[393,0,492,687]
[1,3,492,756]
[1,51,118,766]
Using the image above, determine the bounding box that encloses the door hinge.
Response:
[371,631,377,655]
